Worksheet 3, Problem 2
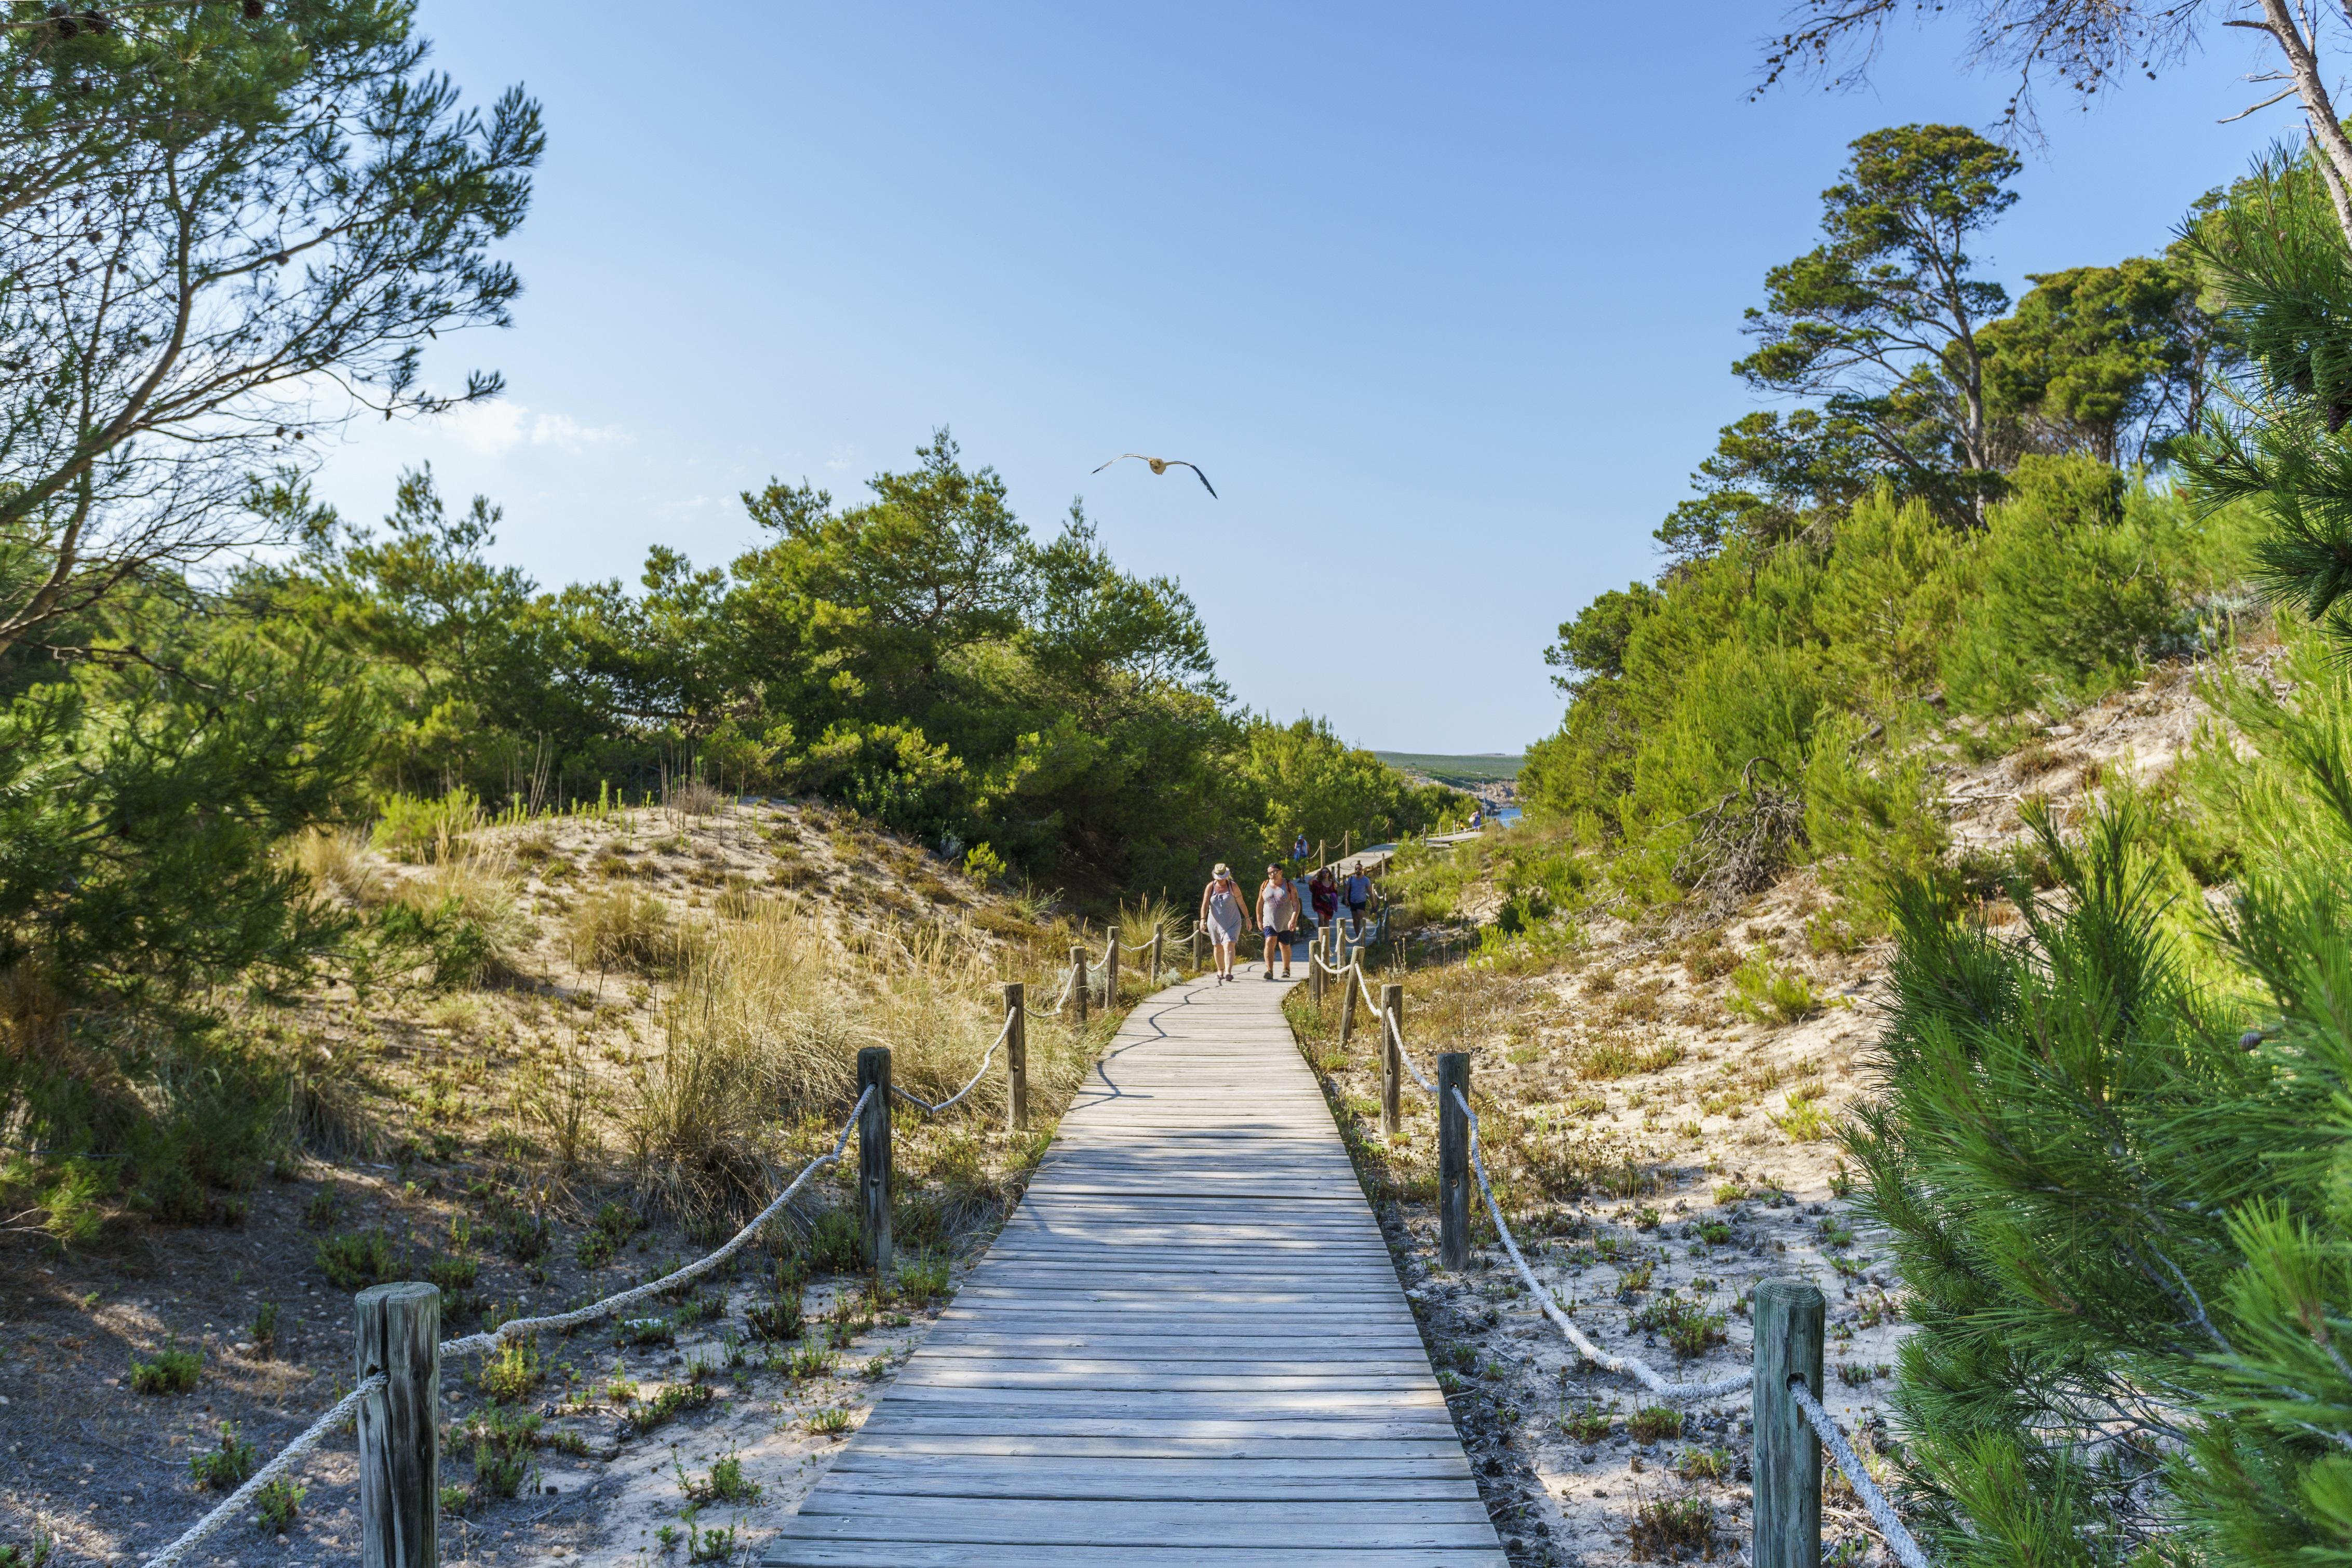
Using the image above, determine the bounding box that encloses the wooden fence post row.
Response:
[1436,1051,1469,1269]
[1753,1279,1826,1568]
[356,1281,439,1568]
[857,1046,893,1275]
[1003,982,1027,1132]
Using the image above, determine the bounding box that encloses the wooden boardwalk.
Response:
[762,962,1506,1566]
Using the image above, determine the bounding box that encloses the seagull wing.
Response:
[1091,453,1150,474]
[1171,461,1217,498]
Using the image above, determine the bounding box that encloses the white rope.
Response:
[1791,1376,1932,1568]
[1387,1007,1436,1095]
[439,1086,873,1358]
[893,1013,1015,1115]
[142,1374,385,1568]
[1041,966,1077,1017]
[1453,1086,1746,1401]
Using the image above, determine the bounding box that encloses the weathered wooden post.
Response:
[1308,948,1324,1005]
[1071,944,1088,1025]
[857,1047,893,1275]
[1437,1052,1470,1269]
[355,1281,439,1568]
[1149,928,1163,988]
[1105,932,1120,1007]
[1753,1279,1825,1568]
[1192,925,1207,971]
[1002,982,1027,1132]
[1338,957,1358,1046]
[1381,983,1405,1138]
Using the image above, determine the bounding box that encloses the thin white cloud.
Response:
[434,400,627,457]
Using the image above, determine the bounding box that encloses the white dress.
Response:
[1204,885,1245,944]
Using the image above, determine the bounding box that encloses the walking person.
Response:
[1291,831,1310,869]
[1198,862,1252,984]
[1259,862,1301,979]
[1343,864,1374,938]
[1309,866,1339,935]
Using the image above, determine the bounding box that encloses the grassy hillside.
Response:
[1374,751,1525,787]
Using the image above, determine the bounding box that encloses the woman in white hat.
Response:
[1198,862,1253,984]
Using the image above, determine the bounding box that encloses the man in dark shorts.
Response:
[1343,867,1373,936]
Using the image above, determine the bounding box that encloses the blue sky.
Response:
[311,3,2286,753]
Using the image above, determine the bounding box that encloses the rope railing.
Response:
[143,1376,385,1568]
[1792,1375,1932,1568]
[141,1086,879,1568]
[440,1085,873,1358]
[892,1016,1015,1116]
[1452,1086,1744,1401]
[1301,945,1928,1565]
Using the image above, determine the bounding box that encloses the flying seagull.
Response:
[1092,453,1217,498]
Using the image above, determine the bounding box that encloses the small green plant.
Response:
[1562,1402,1613,1442]
[467,1407,540,1500]
[129,1346,202,1394]
[1633,1292,1731,1360]
[677,1445,763,1505]
[1617,1256,1657,1294]
[1697,1221,1731,1245]
[302,1184,343,1231]
[788,1343,835,1380]
[746,1286,805,1342]
[1628,1404,1684,1443]
[1676,1445,1732,1481]
[438,1482,471,1513]
[896,1252,951,1307]
[1819,1215,1857,1249]
[632,1381,717,1435]
[655,1524,679,1553]
[255,1478,304,1530]
[315,1228,396,1289]
[1728,950,1824,1025]
[480,1337,542,1403]
[1838,1360,1893,1386]
[1773,1096,1836,1142]
[189,1425,259,1490]
[1631,1496,1717,1557]
[807,1406,854,1436]
[0,1531,55,1568]
[425,1252,479,1293]
[605,1364,640,1405]
[863,1355,889,1380]
[1827,1160,1854,1198]
[250,1302,280,1355]
[575,1229,619,1269]
[616,1315,677,1347]
[1632,1206,1661,1231]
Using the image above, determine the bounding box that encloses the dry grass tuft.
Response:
[567,887,674,974]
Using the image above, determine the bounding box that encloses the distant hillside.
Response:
[1374,751,1524,788]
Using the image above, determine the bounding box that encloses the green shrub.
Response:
[371,788,479,863]
[479,1338,540,1404]
[128,1347,201,1394]
[315,1228,395,1289]
[254,1478,304,1530]
[1627,1404,1683,1443]
[895,1252,952,1307]
[188,1426,258,1489]
[1726,950,1823,1025]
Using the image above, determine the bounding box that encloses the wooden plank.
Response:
[761,964,1503,1568]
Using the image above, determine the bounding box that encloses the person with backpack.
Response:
[1198,862,1252,984]
[1343,866,1374,936]
[1259,862,1301,980]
